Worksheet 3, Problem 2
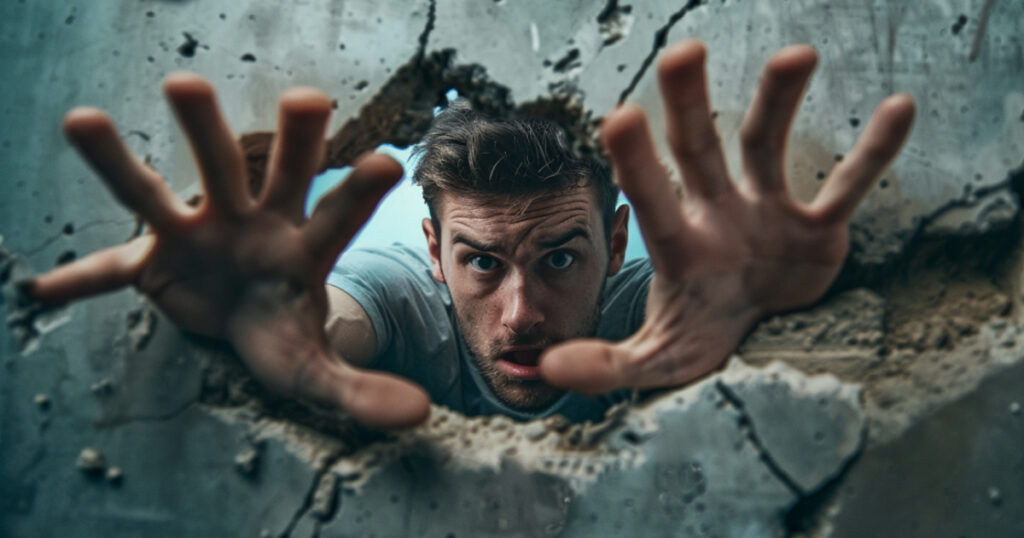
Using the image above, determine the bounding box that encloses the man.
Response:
[25,40,915,429]
[328,98,643,422]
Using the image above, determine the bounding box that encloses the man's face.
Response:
[424,187,626,412]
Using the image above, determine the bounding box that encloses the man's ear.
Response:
[607,204,630,276]
[422,218,446,283]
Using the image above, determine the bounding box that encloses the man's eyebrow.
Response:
[539,228,590,249]
[451,233,502,253]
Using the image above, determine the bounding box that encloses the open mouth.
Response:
[496,348,543,380]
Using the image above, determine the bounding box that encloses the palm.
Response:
[683,188,848,312]
[30,74,428,428]
[541,41,914,394]
[133,212,320,338]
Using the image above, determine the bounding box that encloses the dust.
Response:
[0,236,70,354]
[739,191,1024,445]
[597,0,634,47]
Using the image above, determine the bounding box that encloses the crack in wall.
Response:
[414,0,436,64]
[914,160,1022,237]
[280,449,347,538]
[616,0,705,104]
[834,161,1024,297]
[93,399,199,429]
[714,381,805,497]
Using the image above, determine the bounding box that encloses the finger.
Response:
[303,359,431,429]
[539,339,631,395]
[163,72,249,214]
[303,153,403,270]
[228,321,430,429]
[542,335,727,393]
[602,104,688,276]
[25,236,153,305]
[657,39,733,199]
[62,108,185,231]
[810,94,916,224]
[259,87,333,223]
[739,45,818,194]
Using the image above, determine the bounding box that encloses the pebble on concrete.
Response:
[34,393,50,410]
[76,447,106,475]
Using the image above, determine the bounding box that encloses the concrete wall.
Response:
[1,1,1022,536]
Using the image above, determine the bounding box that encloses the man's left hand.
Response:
[540,40,915,394]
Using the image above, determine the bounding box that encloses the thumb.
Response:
[317,361,432,430]
[539,338,633,395]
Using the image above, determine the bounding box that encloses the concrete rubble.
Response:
[1,0,1022,536]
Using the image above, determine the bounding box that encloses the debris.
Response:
[523,421,549,441]
[34,393,50,410]
[988,486,1002,506]
[177,32,199,57]
[311,473,340,521]
[234,447,260,476]
[90,378,114,396]
[1010,401,1021,416]
[126,307,157,351]
[597,0,633,46]
[106,466,123,485]
[541,414,570,433]
[76,447,106,476]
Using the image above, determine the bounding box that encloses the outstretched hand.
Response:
[541,40,915,393]
[27,74,429,428]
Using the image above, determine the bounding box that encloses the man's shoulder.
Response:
[604,257,654,301]
[334,243,432,271]
[328,243,435,288]
[598,256,653,341]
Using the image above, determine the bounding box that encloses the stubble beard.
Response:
[456,287,605,413]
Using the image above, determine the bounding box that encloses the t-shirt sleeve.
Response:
[325,245,454,374]
[597,257,654,342]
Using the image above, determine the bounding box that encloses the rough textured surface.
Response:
[255,360,860,538]
[827,360,1024,538]
[2,0,1024,537]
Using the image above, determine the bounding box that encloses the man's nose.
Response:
[500,275,544,335]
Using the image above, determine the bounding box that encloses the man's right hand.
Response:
[25,73,430,429]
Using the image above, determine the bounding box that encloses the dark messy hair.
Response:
[411,99,618,239]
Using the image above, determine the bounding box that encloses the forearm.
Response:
[324,285,378,367]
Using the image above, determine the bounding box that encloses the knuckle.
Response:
[669,128,721,160]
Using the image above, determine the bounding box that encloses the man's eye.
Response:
[468,255,499,272]
[546,251,575,270]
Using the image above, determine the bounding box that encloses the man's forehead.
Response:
[438,188,597,223]
[439,189,600,246]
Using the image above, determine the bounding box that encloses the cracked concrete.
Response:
[2,0,1024,536]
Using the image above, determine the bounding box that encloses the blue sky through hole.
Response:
[305,90,648,261]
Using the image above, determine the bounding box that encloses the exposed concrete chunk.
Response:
[742,288,886,361]
[719,361,866,494]
[33,393,51,410]
[76,447,106,476]
[826,360,1024,538]
[2,1,1023,536]
[1,237,70,354]
[312,361,864,536]
[234,447,261,477]
[105,466,123,485]
[864,318,1024,445]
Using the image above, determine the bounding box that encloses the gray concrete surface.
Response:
[2,1,1023,537]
